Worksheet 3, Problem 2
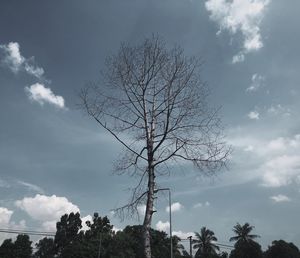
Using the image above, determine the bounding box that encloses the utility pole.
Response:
[97,232,102,258]
[154,187,173,258]
[188,236,193,257]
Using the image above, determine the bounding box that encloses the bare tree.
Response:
[80,35,230,258]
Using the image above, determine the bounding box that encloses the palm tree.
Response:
[193,227,220,257]
[229,223,260,244]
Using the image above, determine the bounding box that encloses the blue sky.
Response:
[0,0,300,250]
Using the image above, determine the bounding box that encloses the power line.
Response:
[0,228,55,237]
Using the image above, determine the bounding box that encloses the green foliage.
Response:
[34,238,56,258]
[230,223,260,244]
[2,214,300,258]
[14,234,33,258]
[0,238,15,258]
[264,240,300,258]
[229,239,263,258]
[0,235,32,258]
[54,212,83,258]
[193,227,220,258]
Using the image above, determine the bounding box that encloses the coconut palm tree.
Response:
[229,223,260,244]
[193,227,220,257]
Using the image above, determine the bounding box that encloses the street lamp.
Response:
[154,188,173,258]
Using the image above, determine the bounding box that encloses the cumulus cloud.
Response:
[25,83,65,109]
[246,74,265,92]
[205,0,270,62]
[248,111,260,120]
[0,207,27,242]
[166,202,184,213]
[0,42,44,78]
[15,194,79,222]
[156,220,170,232]
[0,207,13,226]
[270,194,291,203]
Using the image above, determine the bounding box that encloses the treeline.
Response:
[0,212,299,258]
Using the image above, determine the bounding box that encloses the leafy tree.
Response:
[54,212,83,258]
[0,235,32,258]
[229,239,263,258]
[14,234,32,258]
[264,240,300,258]
[193,227,220,258]
[0,238,15,258]
[81,213,114,258]
[109,225,188,258]
[34,237,56,258]
[230,223,260,244]
[80,35,230,258]
[219,252,228,258]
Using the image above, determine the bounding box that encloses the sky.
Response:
[0,0,300,251]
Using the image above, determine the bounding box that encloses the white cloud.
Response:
[246,74,265,92]
[0,42,24,72]
[15,194,79,222]
[228,131,300,188]
[248,111,260,120]
[166,202,184,213]
[267,104,291,117]
[112,226,122,232]
[172,230,195,239]
[41,220,57,232]
[244,145,254,152]
[270,194,291,203]
[137,204,146,217]
[24,62,45,78]
[25,83,65,109]
[193,201,210,208]
[17,181,44,194]
[0,42,44,78]
[0,207,13,226]
[193,202,203,208]
[267,137,287,152]
[205,0,270,62]
[232,52,245,64]
[0,207,27,243]
[262,155,300,187]
[156,220,170,232]
[81,214,93,231]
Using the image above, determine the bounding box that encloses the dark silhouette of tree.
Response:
[82,213,114,258]
[230,223,260,244]
[193,227,220,258]
[229,239,263,258]
[264,240,300,258]
[0,235,32,258]
[80,35,230,258]
[0,238,15,258]
[219,251,228,258]
[34,237,56,258]
[108,225,188,258]
[14,234,32,258]
[54,212,83,258]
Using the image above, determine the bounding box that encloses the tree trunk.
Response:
[143,165,155,258]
